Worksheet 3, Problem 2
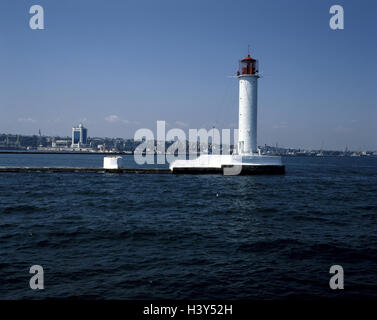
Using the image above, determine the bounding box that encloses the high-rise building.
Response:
[72,123,88,149]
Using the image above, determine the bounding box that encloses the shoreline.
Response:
[0,151,375,158]
[0,150,130,155]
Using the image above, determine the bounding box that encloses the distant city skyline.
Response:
[1,0,376,151]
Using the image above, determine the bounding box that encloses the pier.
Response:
[0,165,285,175]
[0,167,171,174]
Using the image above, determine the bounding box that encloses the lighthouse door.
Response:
[239,141,244,154]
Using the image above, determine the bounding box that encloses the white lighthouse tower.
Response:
[237,52,259,155]
[170,50,285,175]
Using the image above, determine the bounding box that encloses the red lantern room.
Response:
[237,53,259,76]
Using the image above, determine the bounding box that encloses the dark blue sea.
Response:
[0,154,376,299]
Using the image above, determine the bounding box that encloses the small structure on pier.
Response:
[103,156,123,169]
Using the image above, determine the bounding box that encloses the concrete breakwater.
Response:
[0,165,285,175]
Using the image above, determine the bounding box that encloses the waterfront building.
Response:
[72,123,88,149]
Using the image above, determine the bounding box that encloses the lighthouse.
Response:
[169,50,285,175]
[237,52,259,154]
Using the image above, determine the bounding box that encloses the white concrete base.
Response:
[103,156,123,169]
[169,154,285,175]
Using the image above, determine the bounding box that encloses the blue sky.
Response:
[1,0,376,150]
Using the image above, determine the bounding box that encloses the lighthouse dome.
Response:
[237,53,259,76]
